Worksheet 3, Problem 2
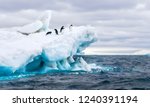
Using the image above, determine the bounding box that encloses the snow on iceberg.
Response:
[0,11,97,76]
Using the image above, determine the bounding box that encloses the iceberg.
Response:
[0,11,97,77]
[134,49,150,56]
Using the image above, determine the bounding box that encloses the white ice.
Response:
[0,11,96,75]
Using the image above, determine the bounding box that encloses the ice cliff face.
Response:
[0,11,97,76]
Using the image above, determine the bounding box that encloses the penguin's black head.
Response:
[61,26,65,29]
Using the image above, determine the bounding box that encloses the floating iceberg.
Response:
[134,49,150,56]
[0,11,97,76]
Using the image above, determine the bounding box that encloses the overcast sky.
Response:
[0,0,150,53]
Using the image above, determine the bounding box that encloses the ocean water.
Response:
[0,55,150,90]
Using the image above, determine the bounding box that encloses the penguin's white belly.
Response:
[17,20,43,34]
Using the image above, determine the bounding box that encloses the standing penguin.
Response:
[60,26,65,33]
[54,29,59,35]
[69,24,73,31]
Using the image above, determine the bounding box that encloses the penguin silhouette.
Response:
[69,24,73,31]
[60,26,65,33]
[54,29,59,35]
[46,31,52,35]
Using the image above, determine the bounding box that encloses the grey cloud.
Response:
[0,0,73,12]
[0,0,139,12]
[62,0,139,11]
[0,0,149,50]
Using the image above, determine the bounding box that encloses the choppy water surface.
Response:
[0,55,150,90]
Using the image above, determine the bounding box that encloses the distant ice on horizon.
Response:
[84,47,150,55]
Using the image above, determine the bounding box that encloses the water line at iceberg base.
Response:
[0,55,118,81]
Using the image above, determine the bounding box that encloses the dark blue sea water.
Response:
[0,55,150,90]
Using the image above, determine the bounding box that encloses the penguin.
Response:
[54,29,59,35]
[46,31,52,35]
[60,26,65,33]
[69,24,73,31]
